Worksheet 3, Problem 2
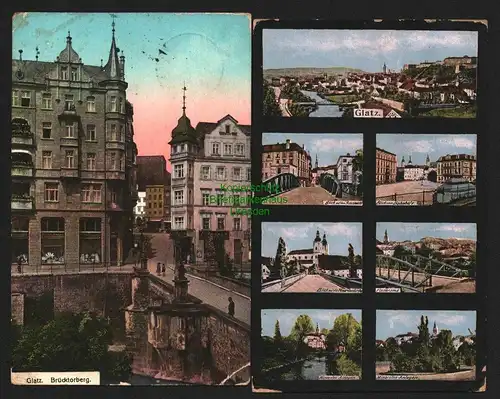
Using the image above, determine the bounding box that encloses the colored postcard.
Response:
[11,12,250,386]
[376,310,477,381]
[376,134,476,206]
[376,223,476,293]
[261,223,363,293]
[257,309,362,385]
[263,29,477,118]
[261,133,363,205]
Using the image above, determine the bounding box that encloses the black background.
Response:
[1,2,499,399]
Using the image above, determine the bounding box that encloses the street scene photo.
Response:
[263,29,477,118]
[262,133,363,205]
[261,223,363,293]
[376,223,476,293]
[376,310,477,381]
[11,12,250,386]
[376,134,476,206]
[256,309,362,385]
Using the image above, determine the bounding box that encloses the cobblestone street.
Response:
[271,187,336,205]
[282,274,348,293]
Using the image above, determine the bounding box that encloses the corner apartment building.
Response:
[436,154,476,183]
[262,139,312,186]
[375,147,397,184]
[169,93,251,266]
[11,25,138,267]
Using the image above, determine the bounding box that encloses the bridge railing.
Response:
[376,255,432,291]
[376,190,435,205]
[261,173,301,197]
[402,254,469,278]
[11,262,132,275]
[319,173,342,197]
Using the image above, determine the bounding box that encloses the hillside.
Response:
[263,67,365,77]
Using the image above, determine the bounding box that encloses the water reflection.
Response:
[301,91,344,118]
[271,355,337,381]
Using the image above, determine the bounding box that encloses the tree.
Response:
[274,320,283,346]
[416,243,433,259]
[417,315,430,346]
[384,337,400,361]
[327,313,361,353]
[289,315,315,357]
[273,237,287,279]
[263,85,282,116]
[393,245,412,259]
[12,312,132,383]
[332,353,361,376]
[352,149,363,173]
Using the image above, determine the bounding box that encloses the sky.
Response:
[263,30,478,72]
[377,222,477,242]
[262,309,362,337]
[12,12,251,170]
[263,133,363,167]
[376,310,476,340]
[262,222,363,258]
[377,134,477,166]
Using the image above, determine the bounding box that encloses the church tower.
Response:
[426,154,431,166]
[383,62,387,74]
[408,155,412,165]
[322,233,328,254]
[401,156,406,168]
[384,229,389,244]
[313,230,322,254]
[316,323,320,334]
[315,154,319,169]
[433,321,439,336]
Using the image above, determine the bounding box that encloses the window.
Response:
[201,166,210,179]
[71,67,78,81]
[174,217,184,230]
[225,125,230,134]
[42,93,52,109]
[188,163,193,178]
[65,150,75,168]
[86,125,96,141]
[235,144,244,156]
[247,168,251,181]
[212,142,220,155]
[119,125,124,141]
[109,96,117,112]
[42,151,52,169]
[118,97,123,113]
[119,152,124,170]
[64,121,75,138]
[42,122,52,139]
[216,167,226,180]
[110,152,117,170]
[174,190,184,205]
[109,124,118,141]
[82,184,102,203]
[233,218,241,231]
[12,90,19,106]
[217,216,225,230]
[64,94,74,111]
[21,91,31,107]
[233,167,241,180]
[86,96,96,112]
[215,190,224,206]
[202,215,210,230]
[41,217,65,232]
[61,66,69,80]
[86,153,96,170]
[44,183,59,202]
[80,218,101,232]
[110,189,117,203]
[202,191,211,206]
[224,144,232,156]
[174,164,184,178]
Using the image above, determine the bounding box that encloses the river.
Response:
[270,355,340,381]
[301,90,344,117]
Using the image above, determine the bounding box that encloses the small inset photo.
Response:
[256,309,362,385]
[376,223,476,293]
[376,310,477,381]
[261,222,363,293]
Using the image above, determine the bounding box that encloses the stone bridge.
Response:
[11,269,250,385]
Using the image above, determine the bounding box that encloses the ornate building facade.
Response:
[11,23,138,267]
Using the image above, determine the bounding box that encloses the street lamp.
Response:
[134,242,139,267]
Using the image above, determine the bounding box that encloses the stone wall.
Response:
[372,97,406,112]
[12,272,133,342]
[11,293,25,325]
[187,269,250,297]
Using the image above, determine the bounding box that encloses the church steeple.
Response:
[169,84,198,145]
[383,62,387,74]
[316,323,319,334]
[322,233,328,246]
[401,155,406,167]
[314,230,321,242]
[426,154,430,166]
[384,229,388,244]
[315,154,319,169]
[103,17,122,80]
[408,155,412,165]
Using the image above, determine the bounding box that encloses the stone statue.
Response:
[348,243,354,261]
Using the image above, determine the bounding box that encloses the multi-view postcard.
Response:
[261,223,363,293]
[376,223,476,293]
[11,12,251,386]
[376,310,477,381]
[261,133,363,205]
[376,134,477,206]
[263,29,478,118]
[257,309,362,385]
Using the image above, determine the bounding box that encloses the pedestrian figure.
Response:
[228,297,235,317]
[156,262,161,275]
[17,255,22,274]
[162,263,166,276]
[186,254,191,264]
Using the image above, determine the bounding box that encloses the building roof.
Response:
[437,154,476,162]
[136,155,167,190]
[376,147,397,157]
[263,141,310,156]
[288,248,314,255]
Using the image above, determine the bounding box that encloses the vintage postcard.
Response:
[261,223,363,293]
[263,29,477,118]
[376,134,476,206]
[11,12,250,386]
[376,310,477,381]
[261,133,363,205]
[257,309,362,385]
[376,223,476,293]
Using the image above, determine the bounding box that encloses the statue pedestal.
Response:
[173,277,190,303]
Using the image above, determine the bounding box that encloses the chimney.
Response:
[285,139,290,149]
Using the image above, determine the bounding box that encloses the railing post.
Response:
[393,193,397,202]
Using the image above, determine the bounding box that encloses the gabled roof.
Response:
[288,248,314,255]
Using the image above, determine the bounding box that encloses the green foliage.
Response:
[328,313,361,352]
[332,354,361,376]
[289,315,315,343]
[263,84,281,116]
[393,245,413,259]
[12,312,132,383]
[421,105,476,118]
[391,352,415,372]
[274,320,283,345]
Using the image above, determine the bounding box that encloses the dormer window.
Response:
[61,67,69,80]
[225,125,230,134]
[71,67,78,81]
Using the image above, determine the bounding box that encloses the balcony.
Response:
[11,119,35,147]
[106,141,125,151]
[60,168,80,179]
[58,104,80,121]
[11,195,34,212]
[106,171,126,180]
[11,162,34,178]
